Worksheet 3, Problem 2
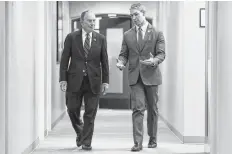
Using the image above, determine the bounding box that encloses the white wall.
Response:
[183,1,206,137]
[69,1,158,24]
[51,1,68,126]
[158,1,185,137]
[216,3,232,153]
[208,2,232,154]
[0,2,6,154]
[4,1,66,154]
[205,2,216,152]
[6,2,39,153]
[157,1,206,142]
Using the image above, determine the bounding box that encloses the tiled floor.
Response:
[31,109,206,154]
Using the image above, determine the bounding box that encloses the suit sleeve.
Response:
[118,33,129,66]
[59,34,71,82]
[100,36,109,84]
[153,31,166,65]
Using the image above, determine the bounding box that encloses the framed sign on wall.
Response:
[199,8,205,28]
[56,1,64,63]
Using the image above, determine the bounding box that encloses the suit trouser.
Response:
[130,75,159,145]
[66,76,99,145]
[66,105,83,136]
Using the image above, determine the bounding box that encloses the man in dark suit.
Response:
[116,3,165,152]
[59,10,109,150]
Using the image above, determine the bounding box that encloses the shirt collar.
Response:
[82,28,92,37]
[136,21,148,32]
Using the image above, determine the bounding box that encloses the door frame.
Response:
[0,2,6,154]
[205,2,218,153]
[71,13,153,32]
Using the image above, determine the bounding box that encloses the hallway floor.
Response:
[32,109,206,154]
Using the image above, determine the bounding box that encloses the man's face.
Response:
[130,9,145,27]
[81,12,96,32]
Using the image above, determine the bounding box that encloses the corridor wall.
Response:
[207,2,232,154]
[157,1,206,143]
[0,2,6,154]
[3,1,67,154]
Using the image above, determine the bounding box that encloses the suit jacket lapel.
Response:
[140,24,153,52]
[89,32,97,56]
[75,30,85,58]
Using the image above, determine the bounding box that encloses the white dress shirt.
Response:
[82,29,92,47]
[135,21,148,40]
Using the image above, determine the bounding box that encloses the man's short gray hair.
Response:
[80,10,89,22]
[130,3,146,14]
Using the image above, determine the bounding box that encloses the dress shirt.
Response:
[135,21,148,40]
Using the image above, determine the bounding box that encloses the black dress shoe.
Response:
[76,136,81,147]
[82,144,92,150]
[148,139,157,148]
[131,144,143,152]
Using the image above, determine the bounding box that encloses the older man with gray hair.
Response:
[59,10,109,150]
[116,3,166,152]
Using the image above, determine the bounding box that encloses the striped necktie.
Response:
[83,33,90,57]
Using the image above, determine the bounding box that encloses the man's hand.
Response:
[140,52,158,67]
[101,83,109,95]
[116,59,125,71]
[60,81,67,92]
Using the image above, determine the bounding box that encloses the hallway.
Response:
[31,110,205,154]
[2,1,232,154]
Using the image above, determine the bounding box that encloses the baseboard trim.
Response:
[183,136,206,143]
[22,111,66,154]
[159,114,205,144]
[159,114,184,143]
[44,129,48,137]
[51,110,66,129]
[22,137,39,154]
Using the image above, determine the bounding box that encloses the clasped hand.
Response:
[140,52,156,66]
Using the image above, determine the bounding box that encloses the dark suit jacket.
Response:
[59,30,109,94]
[118,23,165,86]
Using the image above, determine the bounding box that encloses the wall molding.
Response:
[159,114,206,144]
[22,111,66,154]
[44,129,48,137]
[52,110,66,129]
[159,114,184,143]
[22,137,39,154]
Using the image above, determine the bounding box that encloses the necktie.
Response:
[83,33,90,57]
[138,27,143,50]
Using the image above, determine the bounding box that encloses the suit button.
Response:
[83,70,85,72]
[85,62,87,64]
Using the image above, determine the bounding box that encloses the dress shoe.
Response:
[148,138,157,148]
[131,144,143,152]
[82,144,92,150]
[76,136,81,147]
